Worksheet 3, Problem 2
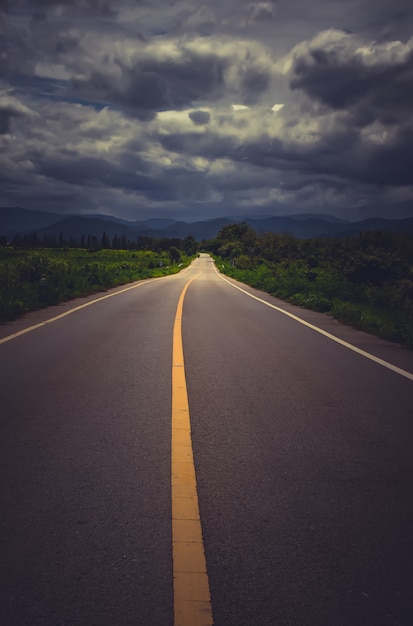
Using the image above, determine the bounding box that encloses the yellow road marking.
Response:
[172,273,214,626]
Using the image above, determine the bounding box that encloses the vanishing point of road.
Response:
[1,254,412,625]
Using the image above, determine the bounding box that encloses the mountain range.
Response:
[1,206,413,242]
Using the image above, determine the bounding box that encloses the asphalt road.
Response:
[1,254,413,626]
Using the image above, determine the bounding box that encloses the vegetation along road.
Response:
[1,254,413,625]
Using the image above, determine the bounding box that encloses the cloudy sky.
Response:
[1,0,413,222]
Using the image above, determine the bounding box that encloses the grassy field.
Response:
[205,225,413,350]
[218,260,413,349]
[0,247,191,322]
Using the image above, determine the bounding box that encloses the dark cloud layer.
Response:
[289,31,413,126]
[0,0,413,221]
[188,110,211,125]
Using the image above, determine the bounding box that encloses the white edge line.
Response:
[214,264,413,382]
[0,275,163,345]
[0,263,195,346]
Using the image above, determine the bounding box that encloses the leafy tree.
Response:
[169,246,181,264]
[182,235,197,255]
[169,246,181,263]
[214,222,257,259]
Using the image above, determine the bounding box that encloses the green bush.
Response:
[0,248,191,322]
[215,228,413,349]
[290,292,332,312]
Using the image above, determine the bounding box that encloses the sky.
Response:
[1,0,413,222]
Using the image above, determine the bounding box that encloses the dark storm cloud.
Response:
[72,70,167,121]
[346,0,413,41]
[37,154,165,194]
[68,35,274,115]
[159,130,237,162]
[188,110,211,125]
[31,140,210,204]
[0,89,35,133]
[0,104,23,134]
[246,2,276,22]
[1,0,413,220]
[178,5,216,34]
[240,67,271,103]
[8,0,119,17]
[283,30,413,189]
[347,129,413,187]
[289,31,413,126]
[0,12,33,78]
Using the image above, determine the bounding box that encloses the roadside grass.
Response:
[0,248,192,323]
[217,259,413,349]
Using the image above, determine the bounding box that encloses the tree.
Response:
[101,232,109,249]
[182,235,197,255]
[90,236,100,251]
[216,222,256,256]
[169,246,181,264]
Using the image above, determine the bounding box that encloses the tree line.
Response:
[1,231,199,256]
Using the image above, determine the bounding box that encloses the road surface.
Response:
[1,253,412,625]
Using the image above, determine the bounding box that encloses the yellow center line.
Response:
[172,272,214,626]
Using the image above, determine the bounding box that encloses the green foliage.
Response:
[169,246,181,264]
[234,254,252,270]
[209,222,257,259]
[0,248,191,322]
[212,225,413,349]
[182,235,198,256]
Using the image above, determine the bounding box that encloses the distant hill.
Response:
[335,217,413,237]
[132,218,177,230]
[159,218,234,240]
[1,206,413,242]
[244,216,348,238]
[0,206,65,233]
[36,216,140,240]
[288,213,348,223]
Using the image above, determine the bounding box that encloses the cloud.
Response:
[9,0,120,17]
[0,88,37,133]
[275,30,413,189]
[179,5,216,33]
[68,35,275,114]
[1,1,413,221]
[285,30,413,124]
[188,110,211,125]
[246,2,276,22]
[9,15,275,119]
